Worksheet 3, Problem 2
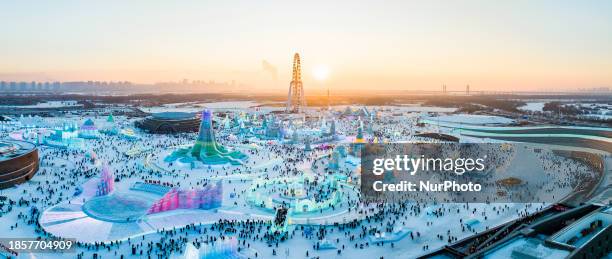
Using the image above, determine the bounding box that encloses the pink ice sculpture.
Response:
[96,165,114,196]
[147,181,222,214]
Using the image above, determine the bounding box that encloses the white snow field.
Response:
[0,106,604,259]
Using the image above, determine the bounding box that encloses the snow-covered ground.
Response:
[425,114,516,126]
[0,101,82,109]
[0,106,603,259]
[140,101,264,113]
[519,102,546,112]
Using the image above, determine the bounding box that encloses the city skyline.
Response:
[1,0,611,93]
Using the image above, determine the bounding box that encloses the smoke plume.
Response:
[261,60,278,81]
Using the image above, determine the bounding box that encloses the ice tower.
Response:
[355,120,365,143]
[166,110,247,166]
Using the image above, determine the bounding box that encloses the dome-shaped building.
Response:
[79,118,100,139]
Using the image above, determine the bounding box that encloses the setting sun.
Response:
[312,65,330,81]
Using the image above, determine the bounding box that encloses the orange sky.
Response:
[1,1,611,93]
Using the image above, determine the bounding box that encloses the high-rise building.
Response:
[18,82,27,90]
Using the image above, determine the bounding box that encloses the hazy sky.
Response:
[1,0,611,92]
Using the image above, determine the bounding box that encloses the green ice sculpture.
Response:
[165,110,247,166]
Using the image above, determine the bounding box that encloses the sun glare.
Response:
[312,65,330,81]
